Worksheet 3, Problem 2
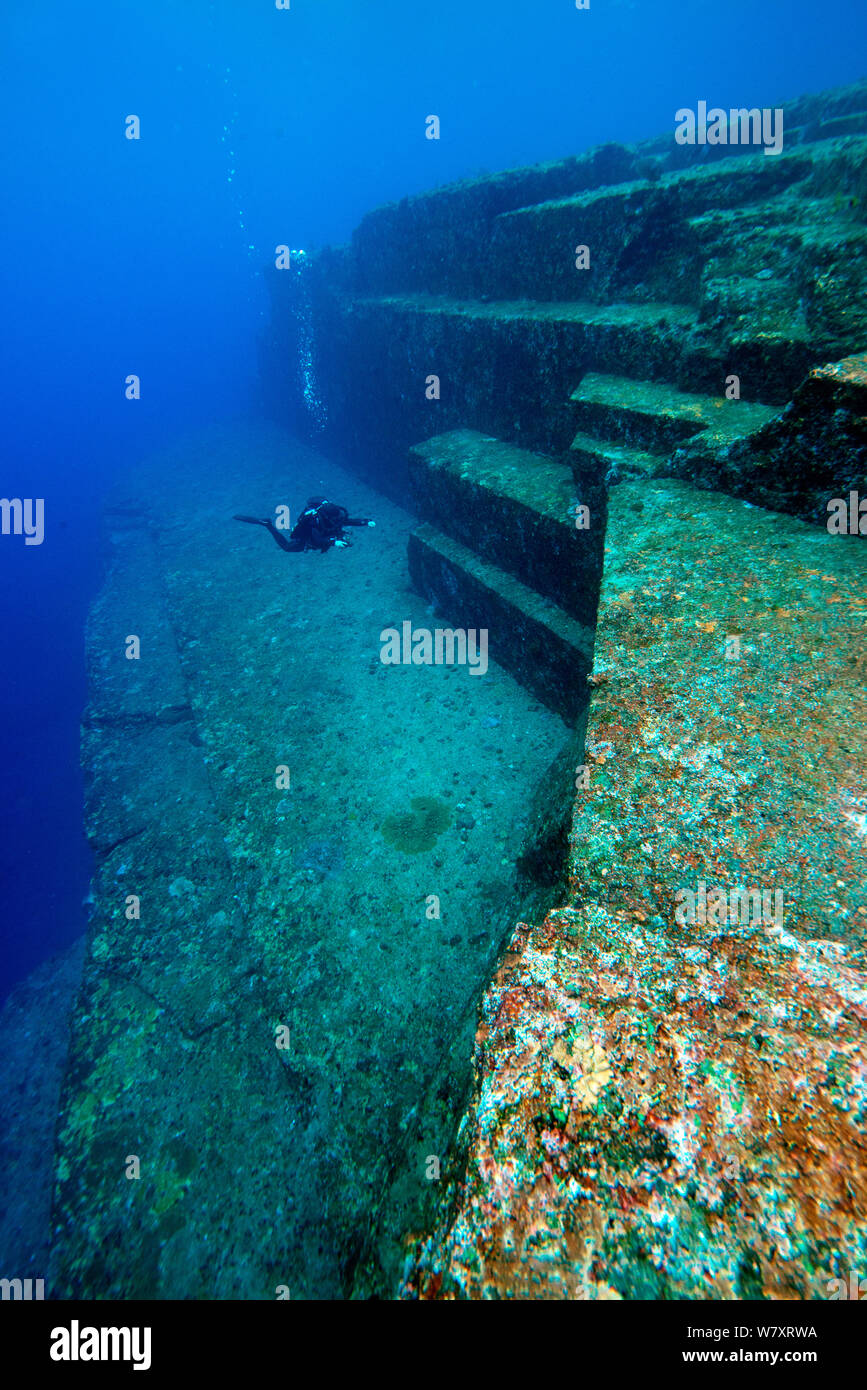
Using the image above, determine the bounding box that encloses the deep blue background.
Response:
[1,0,865,998]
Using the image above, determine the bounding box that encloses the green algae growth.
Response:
[380,796,451,853]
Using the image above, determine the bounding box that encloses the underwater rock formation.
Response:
[261,78,867,508]
[51,429,571,1298]
[404,480,867,1299]
[0,936,85,1279]
[56,77,867,1301]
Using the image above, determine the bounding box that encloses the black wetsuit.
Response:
[234,498,372,553]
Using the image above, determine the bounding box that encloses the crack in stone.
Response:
[83,704,195,730]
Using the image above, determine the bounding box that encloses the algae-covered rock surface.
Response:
[405,480,867,1300]
[51,77,867,1303]
[262,83,867,500]
[50,424,571,1299]
[0,937,85,1280]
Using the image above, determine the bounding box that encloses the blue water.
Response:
[1,0,865,1000]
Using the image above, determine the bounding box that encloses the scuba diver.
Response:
[233,497,375,554]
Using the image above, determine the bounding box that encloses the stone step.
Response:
[797,112,867,142]
[355,293,702,382]
[408,428,601,626]
[569,430,671,489]
[569,372,779,453]
[676,352,867,526]
[337,294,715,469]
[687,192,859,247]
[687,193,864,318]
[344,88,867,304]
[486,148,812,303]
[407,522,594,724]
[357,293,698,333]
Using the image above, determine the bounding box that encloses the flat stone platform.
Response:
[49,424,571,1300]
